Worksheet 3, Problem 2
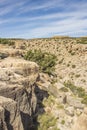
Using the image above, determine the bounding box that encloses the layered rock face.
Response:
[0,57,39,130]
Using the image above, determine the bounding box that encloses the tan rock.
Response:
[72,113,87,130]
[0,96,23,130]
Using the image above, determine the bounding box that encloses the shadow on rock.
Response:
[20,84,49,130]
[5,110,13,130]
[33,85,49,130]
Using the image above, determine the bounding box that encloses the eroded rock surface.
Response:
[0,57,40,130]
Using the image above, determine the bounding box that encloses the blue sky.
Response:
[0,0,87,38]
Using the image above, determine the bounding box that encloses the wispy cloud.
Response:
[0,0,28,16]
[0,0,87,38]
[17,0,63,14]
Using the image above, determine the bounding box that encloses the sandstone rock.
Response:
[76,108,82,116]
[0,52,9,59]
[0,96,23,130]
[54,82,65,89]
[84,107,87,114]
[72,113,87,130]
[0,106,7,130]
[67,95,85,109]
[65,106,74,116]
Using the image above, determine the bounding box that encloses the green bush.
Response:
[24,49,57,75]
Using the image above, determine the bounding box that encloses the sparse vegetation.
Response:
[57,104,64,109]
[72,64,76,68]
[76,38,87,44]
[59,87,68,92]
[64,81,87,105]
[75,74,80,78]
[53,128,60,130]
[0,38,15,45]
[24,49,57,75]
[81,96,87,105]
[43,95,55,106]
[67,63,70,67]
[61,120,65,125]
[64,81,86,98]
[38,113,57,130]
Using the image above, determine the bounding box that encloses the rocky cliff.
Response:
[0,57,48,130]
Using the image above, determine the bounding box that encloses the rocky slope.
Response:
[0,37,87,130]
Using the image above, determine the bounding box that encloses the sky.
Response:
[0,0,87,39]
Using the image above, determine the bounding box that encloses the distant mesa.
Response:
[80,36,87,38]
[52,35,70,39]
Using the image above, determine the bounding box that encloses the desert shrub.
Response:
[61,120,65,125]
[59,87,68,92]
[76,38,87,44]
[76,87,86,98]
[24,49,57,75]
[67,64,70,67]
[75,74,80,78]
[64,81,86,98]
[43,95,55,106]
[38,113,57,130]
[72,64,76,68]
[81,96,87,105]
[64,81,76,93]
